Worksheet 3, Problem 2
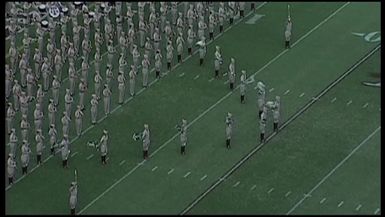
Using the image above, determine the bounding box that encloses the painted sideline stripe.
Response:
[287,126,381,214]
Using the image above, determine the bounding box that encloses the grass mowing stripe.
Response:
[179,42,380,215]
[286,126,381,214]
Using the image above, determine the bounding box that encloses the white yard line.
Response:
[167,168,175,175]
[71,151,78,157]
[269,88,275,92]
[337,201,344,208]
[208,78,214,82]
[180,3,353,214]
[320,198,326,204]
[151,166,158,171]
[355,204,362,211]
[224,80,229,85]
[347,100,352,106]
[193,75,200,80]
[86,154,94,160]
[374,208,380,214]
[233,181,240,187]
[284,89,290,95]
[200,175,208,181]
[299,93,305,98]
[250,185,257,191]
[285,191,292,197]
[331,97,337,103]
[223,73,228,77]
[362,102,369,108]
[119,160,126,166]
[183,171,191,178]
[268,187,274,194]
[179,73,185,77]
[81,2,354,212]
[286,126,381,214]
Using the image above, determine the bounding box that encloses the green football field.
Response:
[5,2,381,215]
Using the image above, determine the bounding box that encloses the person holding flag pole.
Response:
[285,4,292,49]
[69,169,78,215]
